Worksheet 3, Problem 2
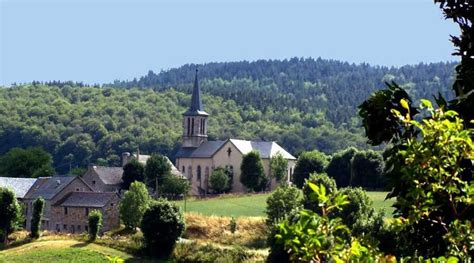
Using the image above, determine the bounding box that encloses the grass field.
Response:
[174,191,395,217]
[0,239,155,263]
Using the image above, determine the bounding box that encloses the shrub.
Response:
[265,184,303,226]
[270,152,288,182]
[326,147,358,187]
[145,154,171,192]
[30,197,45,238]
[302,172,337,212]
[292,150,329,188]
[0,187,22,244]
[121,159,144,190]
[141,199,185,258]
[209,167,229,193]
[159,175,190,199]
[88,210,103,241]
[350,150,385,189]
[229,217,237,234]
[119,181,151,230]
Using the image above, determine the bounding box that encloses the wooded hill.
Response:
[1,58,457,173]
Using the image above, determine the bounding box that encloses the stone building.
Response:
[81,165,123,192]
[175,70,296,195]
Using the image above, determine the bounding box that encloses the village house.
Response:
[175,70,296,196]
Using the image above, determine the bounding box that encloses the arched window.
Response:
[187,118,191,135]
[197,165,201,181]
[191,118,195,135]
[188,165,192,180]
[204,167,210,190]
[182,166,185,173]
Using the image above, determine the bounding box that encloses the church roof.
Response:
[175,140,226,158]
[176,139,295,160]
[229,139,296,160]
[0,177,37,198]
[184,69,208,116]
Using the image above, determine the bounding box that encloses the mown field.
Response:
[174,191,395,217]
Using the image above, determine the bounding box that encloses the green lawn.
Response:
[174,191,395,217]
[0,240,155,263]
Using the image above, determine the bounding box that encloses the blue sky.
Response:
[0,0,458,86]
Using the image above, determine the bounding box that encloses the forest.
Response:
[1,58,457,173]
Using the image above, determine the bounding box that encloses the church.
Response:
[175,70,296,196]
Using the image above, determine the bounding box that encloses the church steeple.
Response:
[182,68,209,148]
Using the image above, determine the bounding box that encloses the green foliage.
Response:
[326,147,358,187]
[144,154,171,191]
[302,172,337,212]
[119,181,151,230]
[159,175,190,199]
[270,152,288,182]
[30,197,45,238]
[292,150,329,188]
[173,242,259,263]
[0,187,22,244]
[88,210,103,241]
[265,184,303,226]
[229,217,237,234]
[209,167,229,193]
[350,150,385,189]
[240,151,267,192]
[141,199,185,258]
[121,159,144,190]
[0,147,54,178]
[275,183,381,262]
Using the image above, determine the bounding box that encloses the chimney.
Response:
[122,152,131,167]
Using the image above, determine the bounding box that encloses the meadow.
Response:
[174,191,395,217]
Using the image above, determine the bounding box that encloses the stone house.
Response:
[175,70,296,196]
[51,192,120,233]
[81,165,123,192]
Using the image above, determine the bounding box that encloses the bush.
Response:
[326,147,358,188]
[119,181,151,230]
[240,151,267,192]
[229,217,237,234]
[209,167,229,194]
[121,159,145,190]
[292,150,329,188]
[0,187,22,244]
[141,199,185,258]
[88,210,102,241]
[30,197,45,238]
[302,172,337,212]
[265,184,303,226]
[159,175,190,199]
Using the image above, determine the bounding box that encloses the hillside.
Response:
[0,58,457,173]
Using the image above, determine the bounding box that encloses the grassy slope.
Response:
[0,239,154,263]
[175,191,395,217]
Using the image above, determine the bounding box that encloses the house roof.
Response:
[92,166,123,185]
[175,139,296,160]
[25,176,78,200]
[0,177,37,198]
[229,139,296,160]
[57,192,117,208]
[175,140,226,158]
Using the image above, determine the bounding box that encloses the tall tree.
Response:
[30,197,45,238]
[240,151,267,192]
[350,150,384,189]
[121,159,145,190]
[270,152,289,183]
[292,150,329,188]
[0,147,54,178]
[119,181,151,230]
[144,154,171,193]
[0,188,22,244]
[326,147,358,188]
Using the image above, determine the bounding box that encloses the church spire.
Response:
[189,69,203,112]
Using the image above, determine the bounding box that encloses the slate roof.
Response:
[92,166,123,185]
[184,69,208,116]
[175,140,226,158]
[0,177,37,198]
[175,139,296,160]
[230,139,296,160]
[25,176,77,200]
[58,192,117,208]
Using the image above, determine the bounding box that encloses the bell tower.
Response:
[182,69,208,148]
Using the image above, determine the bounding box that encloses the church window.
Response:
[182,166,185,173]
[92,180,96,185]
[205,167,210,189]
[187,118,191,135]
[197,166,201,181]
[191,118,195,135]
[227,147,232,157]
[188,166,192,179]
[203,119,206,134]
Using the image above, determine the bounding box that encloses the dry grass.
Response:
[183,212,268,248]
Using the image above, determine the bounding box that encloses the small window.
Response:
[71,225,75,233]
[64,207,68,215]
[227,147,232,157]
[76,188,79,191]
[182,166,185,173]
[56,224,60,232]
[92,180,96,185]
[110,203,114,207]
[78,225,81,231]
[85,208,89,216]
[63,224,67,230]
